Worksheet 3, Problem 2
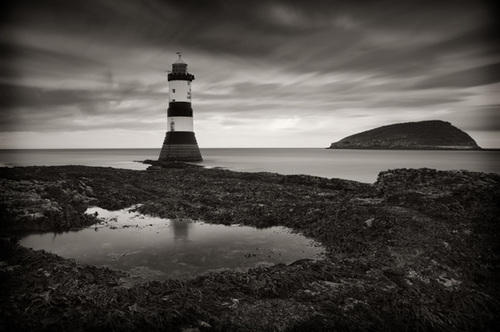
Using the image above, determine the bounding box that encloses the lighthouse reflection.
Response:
[20,206,325,281]
[172,219,190,242]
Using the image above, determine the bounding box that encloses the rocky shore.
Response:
[1,165,499,331]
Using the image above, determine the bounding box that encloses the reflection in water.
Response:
[172,219,190,242]
[20,206,325,281]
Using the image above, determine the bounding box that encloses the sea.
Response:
[1,148,499,183]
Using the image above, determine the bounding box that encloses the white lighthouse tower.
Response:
[159,53,202,162]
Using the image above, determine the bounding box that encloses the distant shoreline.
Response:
[327,147,500,151]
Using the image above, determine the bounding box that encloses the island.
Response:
[329,120,480,150]
[1,165,498,330]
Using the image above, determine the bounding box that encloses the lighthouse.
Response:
[159,53,202,162]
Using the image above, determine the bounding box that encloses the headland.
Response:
[329,120,480,150]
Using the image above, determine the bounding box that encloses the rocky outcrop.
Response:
[329,120,480,149]
[1,166,499,331]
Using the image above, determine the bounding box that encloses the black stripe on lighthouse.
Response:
[163,132,199,145]
[167,102,193,117]
[168,73,194,82]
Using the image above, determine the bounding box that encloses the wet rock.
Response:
[1,165,499,331]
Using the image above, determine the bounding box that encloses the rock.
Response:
[1,165,499,331]
[328,120,480,149]
[364,218,374,227]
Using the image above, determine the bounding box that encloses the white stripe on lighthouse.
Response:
[169,80,192,103]
[167,116,194,132]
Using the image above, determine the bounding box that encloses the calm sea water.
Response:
[20,206,324,281]
[1,148,499,183]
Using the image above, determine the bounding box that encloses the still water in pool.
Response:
[20,206,325,281]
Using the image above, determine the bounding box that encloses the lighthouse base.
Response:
[159,132,202,162]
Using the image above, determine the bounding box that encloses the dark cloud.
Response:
[1,0,499,147]
[0,81,166,132]
[2,0,494,75]
[0,41,106,85]
[0,77,165,108]
[412,62,500,89]
[370,96,466,108]
[0,83,96,109]
[420,26,500,58]
[455,105,500,131]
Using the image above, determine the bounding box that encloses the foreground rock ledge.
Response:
[1,165,499,331]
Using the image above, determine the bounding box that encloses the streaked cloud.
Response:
[0,0,499,148]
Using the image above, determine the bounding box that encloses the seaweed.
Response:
[1,166,499,330]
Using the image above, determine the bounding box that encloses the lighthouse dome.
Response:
[172,52,188,73]
[168,52,194,81]
[174,55,186,64]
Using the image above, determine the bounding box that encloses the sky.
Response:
[1,0,499,148]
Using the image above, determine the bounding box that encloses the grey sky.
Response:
[1,0,499,148]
